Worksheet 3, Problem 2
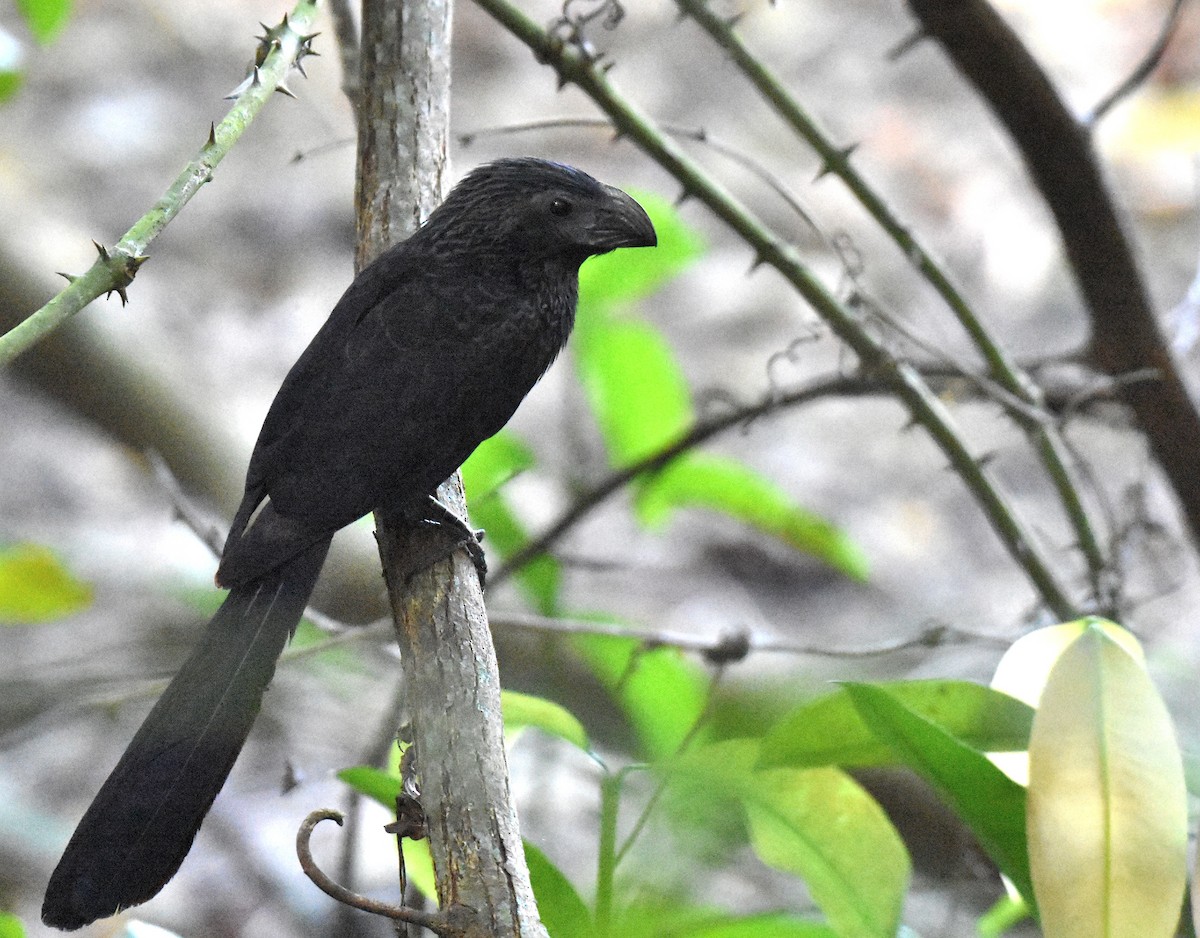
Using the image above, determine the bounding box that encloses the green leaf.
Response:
[501,689,589,750]
[337,765,400,807]
[1027,622,1188,938]
[573,304,694,466]
[16,0,71,44]
[462,430,534,501]
[573,632,707,759]
[760,680,1035,770]
[638,454,869,581]
[977,895,1030,937]
[461,431,561,614]
[579,190,704,306]
[400,837,437,905]
[0,911,25,938]
[467,485,561,615]
[524,842,594,938]
[0,543,92,623]
[687,913,839,937]
[843,682,1034,907]
[673,740,908,938]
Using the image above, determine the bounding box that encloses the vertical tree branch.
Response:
[355,1,547,935]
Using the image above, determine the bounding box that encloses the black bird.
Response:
[42,158,656,930]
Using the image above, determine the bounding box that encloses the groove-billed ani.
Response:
[42,158,656,930]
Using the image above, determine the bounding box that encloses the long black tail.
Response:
[42,538,331,930]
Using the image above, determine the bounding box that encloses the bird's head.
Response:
[423,158,657,266]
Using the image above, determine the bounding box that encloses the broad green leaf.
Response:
[1027,622,1187,938]
[573,304,693,466]
[611,902,837,938]
[337,765,400,807]
[16,0,71,44]
[573,632,707,758]
[687,914,838,937]
[579,190,704,306]
[0,911,24,938]
[675,739,907,938]
[462,430,534,501]
[0,543,92,623]
[760,680,1034,770]
[501,689,589,750]
[638,454,869,580]
[843,683,1034,906]
[524,842,594,938]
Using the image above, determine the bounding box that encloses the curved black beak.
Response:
[589,185,658,254]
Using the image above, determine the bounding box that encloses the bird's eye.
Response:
[549,198,573,217]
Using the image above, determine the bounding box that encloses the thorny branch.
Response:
[473,0,1082,619]
[0,0,321,366]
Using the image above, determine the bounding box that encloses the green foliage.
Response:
[573,192,868,579]
[670,739,909,938]
[759,679,1034,769]
[572,632,708,759]
[502,689,590,750]
[526,842,594,938]
[16,0,71,44]
[842,682,1034,908]
[0,542,91,623]
[462,431,561,614]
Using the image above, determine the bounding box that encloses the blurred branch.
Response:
[329,0,363,114]
[491,611,1010,659]
[473,0,1080,620]
[0,0,320,367]
[675,0,1112,610]
[1085,0,1186,125]
[906,0,1200,558]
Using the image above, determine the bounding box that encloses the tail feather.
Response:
[42,539,330,931]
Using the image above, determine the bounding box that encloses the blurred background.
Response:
[2,0,1199,934]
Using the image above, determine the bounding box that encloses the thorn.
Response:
[206,122,216,148]
[275,82,297,99]
[92,240,110,261]
[281,13,290,30]
[815,143,858,180]
[106,286,130,306]
[599,59,615,75]
[56,271,77,283]
[748,252,770,273]
[251,66,262,88]
[295,59,308,78]
[129,254,150,271]
[224,72,254,99]
[299,32,320,45]
[725,12,745,28]
[674,188,690,207]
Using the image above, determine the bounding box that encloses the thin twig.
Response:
[0,0,321,366]
[296,810,458,933]
[1086,0,1187,125]
[491,610,1010,658]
